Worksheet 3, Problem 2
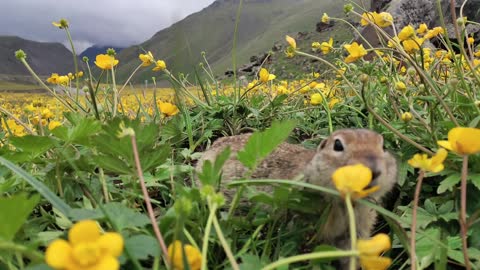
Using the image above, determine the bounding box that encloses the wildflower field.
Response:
[2,2,480,270]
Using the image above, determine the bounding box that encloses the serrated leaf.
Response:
[424,199,437,214]
[103,202,150,230]
[437,174,460,194]
[141,144,171,172]
[66,118,102,144]
[9,135,56,155]
[124,234,161,259]
[94,155,132,175]
[0,193,39,241]
[197,147,231,186]
[469,174,480,190]
[237,120,296,170]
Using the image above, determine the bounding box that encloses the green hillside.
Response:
[116,0,368,82]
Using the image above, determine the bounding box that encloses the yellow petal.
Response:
[437,140,453,151]
[69,220,101,245]
[357,233,391,256]
[359,256,392,270]
[285,35,296,49]
[354,185,380,199]
[45,239,73,269]
[98,232,124,257]
[449,127,480,155]
[91,255,120,270]
[332,164,372,194]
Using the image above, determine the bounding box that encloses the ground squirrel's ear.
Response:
[318,139,327,150]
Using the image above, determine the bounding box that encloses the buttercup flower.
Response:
[320,38,334,55]
[152,60,167,71]
[47,73,60,84]
[139,51,154,66]
[52,19,69,29]
[377,12,393,27]
[395,81,407,92]
[95,54,119,70]
[437,127,480,155]
[408,148,448,173]
[344,42,367,63]
[417,23,428,35]
[332,164,379,199]
[168,240,202,270]
[45,220,124,270]
[310,93,323,105]
[401,112,413,122]
[321,13,330,24]
[467,36,475,45]
[285,35,296,50]
[402,37,424,53]
[48,120,62,131]
[259,68,276,83]
[357,233,392,270]
[398,25,415,41]
[158,101,179,116]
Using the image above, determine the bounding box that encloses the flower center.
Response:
[72,242,101,267]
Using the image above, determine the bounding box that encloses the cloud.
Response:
[0,0,215,53]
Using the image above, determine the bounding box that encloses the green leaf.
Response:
[238,254,266,270]
[237,120,296,170]
[0,193,39,241]
[93,155,132,175]
[197,147,231,186]
[437,174,460,194]
[0,156,72,217]
[9,135,56,155]
[124,234,161,259]
[469,174,480,190]
[66,117,102,144]
[141,144,171,172]
[102,202,150,230]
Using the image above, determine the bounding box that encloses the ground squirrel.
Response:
[195,128,398,259]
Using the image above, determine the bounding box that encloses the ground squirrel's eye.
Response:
[333,139,344,151]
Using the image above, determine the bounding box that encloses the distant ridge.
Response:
[79,45,124,62]
[0,36,75,75]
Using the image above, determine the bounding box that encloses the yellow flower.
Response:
[76,71,84,78]
[395,81,407,92]
[398,25,415,41]
[320,38,334,55]
[158,101,179,116]
[377,12,393,27]
[41,108,54,119]
[168,240,201,270]
[45,220,123,270]
[152,60,167,71]
[95,54,119,70]
[424,26,444,39]
[408,148,448,173]
[48,120,62,131]
[52,19,69,29]
[47,73,60,84]
[437,127,480,155]
[310,93,323,105]
[357,233,392,270]
[259,68,276,83]
[328,97,341,108]
[467,36,475,45]
[139,51,154,66]
[360,12,377,26]
[321,13,330,24]
[1,119,26,137]
[402,37,424,53]
[344,42,367,63]
[332,164,380,199]
[417,23,428,35]
[311,42,321,49]
[57,75,70,86]
[285,35,296,50]
[401,112,413,122]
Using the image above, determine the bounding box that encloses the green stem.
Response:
[201,202,217,270]
[261,250,359,270]
[118,63,143,94]
[460,155,471,270]
[18,58,77,112]
[211,205,240,270]
[411,170,425,270]
[64,27,80,101]
[345,193,357,270]
[98,167,109,203]
[111,66,118,117]
[0,241,44,262]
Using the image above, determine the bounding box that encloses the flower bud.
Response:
[107,48,116,56]
[82,56,89,62]
[343,3,354,13]
[401,112,413,122]
[15,50,26,60]
[407,67,416,76]
[359,74,369,83]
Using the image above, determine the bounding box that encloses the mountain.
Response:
[115,0,363,82]
[79,45,124,62]
[0,36,75,76]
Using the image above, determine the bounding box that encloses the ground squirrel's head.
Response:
[305,128,397,201]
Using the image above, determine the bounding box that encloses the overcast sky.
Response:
[0,0,216,53]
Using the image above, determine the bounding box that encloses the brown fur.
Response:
[195,129,398,267]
